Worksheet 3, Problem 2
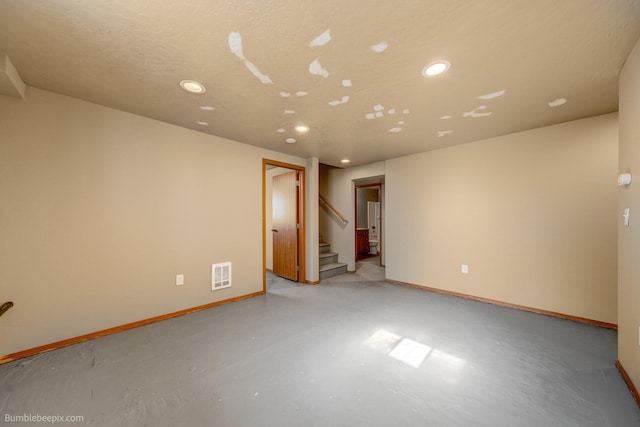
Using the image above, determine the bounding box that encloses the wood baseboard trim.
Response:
[0,290,265,365]
[305,280,320,285]
[616,360,640,407]
[386,279,617,330]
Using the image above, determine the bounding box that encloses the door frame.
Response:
[262,159,306,291]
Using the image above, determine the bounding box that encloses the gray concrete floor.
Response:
[2,258,639,426]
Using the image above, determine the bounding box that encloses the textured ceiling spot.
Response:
[548,98,567,107]
[309,58,330,78]
[309,29,331,47]
[328,96,350,106]
[276,128,286,133]
[284,109,295,114]
[388,109,396,115]
[374,104,384,111]
[463,111,492,118]
[200,105,215,111]
[243,60,273,84]
[397,121,405,125]
[462,106,492,118]
[342,80,352,87]
[403,109,410,114]
[296,91,308,97]
[375,111,384,118]
[365,113,375,120]
[370,41,388,53]
[196,121,208,126]
[438,130,454,137]
[280,92,291,98]
[477,89,506,100]
[389,127,402,132]
[228,32,245,60]
[228,32,273,84]
[440,115,452,120]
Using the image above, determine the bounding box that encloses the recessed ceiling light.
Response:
[295,125,310,133]
[286,138,296,144]
[341,159,350,164]
[196,121,208,126]
[422,61,451,77]
[200,105,215,111]
[179,80,206,94]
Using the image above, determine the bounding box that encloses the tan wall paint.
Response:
[618,37,640,390]
[386,114,618,324]
[0,87,305,356]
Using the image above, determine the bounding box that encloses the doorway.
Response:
[354,182,383,265]
[263,159,306,292]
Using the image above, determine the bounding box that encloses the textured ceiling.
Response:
[1,0,639,167]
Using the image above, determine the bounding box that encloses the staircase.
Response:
[319,237,348,280]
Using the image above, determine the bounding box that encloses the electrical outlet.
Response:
[461,264,469,274]
[176,274,184,286]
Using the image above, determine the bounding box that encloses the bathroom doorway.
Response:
[354,181,384,265]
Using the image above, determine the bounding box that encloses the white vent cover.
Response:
[212,262,232,291]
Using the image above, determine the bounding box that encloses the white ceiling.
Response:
[1,0,639,167]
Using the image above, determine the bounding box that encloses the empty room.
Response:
[1,1,640,426]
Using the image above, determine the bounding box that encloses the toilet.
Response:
[369,240,379,255]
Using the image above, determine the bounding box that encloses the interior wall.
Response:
[318,163,334,241]
[618,36,640,391]
[305,157,319,283]
[0,87,305,357]
[385,113,619,324]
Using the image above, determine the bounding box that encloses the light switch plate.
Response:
[176,274,184,286]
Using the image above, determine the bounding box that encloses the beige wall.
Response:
[0,87,305,356]
[618,37,640,390]
[386,114,619,324]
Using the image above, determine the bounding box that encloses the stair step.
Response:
[319,252,338,266]
[319,243,331,254]
[319,262,349,280]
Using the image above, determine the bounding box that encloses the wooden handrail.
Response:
[319,194,348,224]
[0,302,13,317]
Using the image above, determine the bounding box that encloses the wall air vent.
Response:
[212,262,232,291]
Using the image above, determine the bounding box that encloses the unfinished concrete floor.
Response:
[1,259,639,426]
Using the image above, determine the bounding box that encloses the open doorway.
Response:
[354,178,384,266]
[263,159,306,292]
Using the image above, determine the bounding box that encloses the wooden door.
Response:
[272,171,298,281]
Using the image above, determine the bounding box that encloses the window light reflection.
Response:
[363,329,466,374]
